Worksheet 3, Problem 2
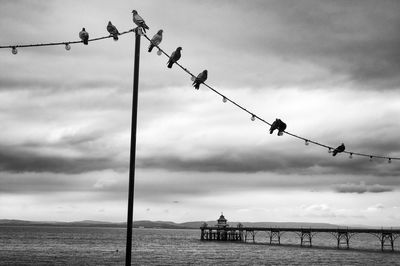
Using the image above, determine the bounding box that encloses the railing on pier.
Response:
[200,226,400,252]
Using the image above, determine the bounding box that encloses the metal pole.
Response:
[126,28,141,266]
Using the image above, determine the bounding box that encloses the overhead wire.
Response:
[0,29,134,50]
[0,26,398,163]
[142,32,399,162]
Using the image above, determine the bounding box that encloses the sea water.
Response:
[0,226,399,265]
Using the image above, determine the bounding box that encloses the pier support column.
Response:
[239,230,244,242]
[335,231,350,249]
[245,230,256,243]
[269,230,281,245]
[300,230,312,247]
[381,232,394,251]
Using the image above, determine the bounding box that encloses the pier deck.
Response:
[200,226,400,251]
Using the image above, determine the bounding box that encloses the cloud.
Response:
[0,143,125,174]
[301,204,336,218]
[248,0,400,89]
[136,147,400,177]
[156,0,400,90]
[303,204,331,212]
[1,0,400,225]
[334,182,393,194]
[367,203,385,212]
[0,170,127,196]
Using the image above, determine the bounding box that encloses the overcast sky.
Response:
[1,0,400,226]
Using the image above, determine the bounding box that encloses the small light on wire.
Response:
[65,43,71,51]
[388,158,392,164]
[328,148,332,153]
[11,46,17,55]
[251,115,255,121]
[191,76,196,82]
[222,97,227,103]
[349,153,353,159]
[157,50,162,56]
[369,156,373,162]
[137,28,144,36]
[305,140,309,146]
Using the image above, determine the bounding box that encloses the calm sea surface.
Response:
[0,226,399,265]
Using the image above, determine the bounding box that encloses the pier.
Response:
[200,214,400,251]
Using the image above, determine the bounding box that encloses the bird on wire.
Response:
[269,119,287,136]
[192,70,208,90]
[107,21,120,41]
[132,10,149,33]
[79,28,89,45]
[148,29,163,52]
[167,47,182,68]
[332,143,345,156]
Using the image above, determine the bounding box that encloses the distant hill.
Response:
[0,219,392,229]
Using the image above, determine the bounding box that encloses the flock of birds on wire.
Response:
[131,10,347,157]
[79,11,209,92]
[2,10,398,163]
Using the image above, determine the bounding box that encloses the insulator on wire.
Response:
[11,46,17,54]
[251,114,255,121]
[349,153,353,159]
[65,43,71,51]
[305,140,309,146]
[222,97,227,103]
[388,158,392,164]
[157,50,162,56]
[369,156,373,162]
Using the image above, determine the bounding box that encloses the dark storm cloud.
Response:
[258,0,400,88]
[0,142,126,174]
[334,182,393,194]
[137,145,400,176]
[181,0,400,89]
[138,152,314,174]
[0,173,89,194]
[0,76,127,92]
[0,76,120,91]
[0,170,128,203]
[0,78,58,91]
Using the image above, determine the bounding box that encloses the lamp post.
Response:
[126,27,141,266]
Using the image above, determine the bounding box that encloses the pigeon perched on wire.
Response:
[269,119,287,136]
[131,10,149,33]
[79,28,89,45]
[107,21,120,41]
[192,70,208,90]
[167,47,182,68]
[148,30,163,52]
[332,143,345,156]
